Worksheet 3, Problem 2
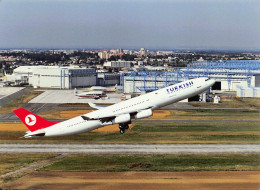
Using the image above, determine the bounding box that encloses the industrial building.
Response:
[4,60,260,97]
[5,66,34,85]
[6,66,97,88]
[104,61,132,69]
[5,66,120,89]
[97,73,120,86]
[120,60,260,98]
[30,66,97,88]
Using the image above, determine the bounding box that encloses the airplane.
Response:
[88,84,117,93]
[76,90,107,99]
[13,77,215,138]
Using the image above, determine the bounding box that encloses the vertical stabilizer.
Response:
[13,108,58,132]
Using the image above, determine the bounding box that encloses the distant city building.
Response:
[104,61,132,69]
[156,51,173,55]
[98,51,110,59]
[117,48,123,54]
[110,49,117,54]
[197,57,205,62]
[123,50,130,54]
[140,48,149,56]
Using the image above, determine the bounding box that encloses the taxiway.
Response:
[1,143,259,154]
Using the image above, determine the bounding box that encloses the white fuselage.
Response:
[34,78,215,137]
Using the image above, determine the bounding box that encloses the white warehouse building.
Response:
[7,66,97,89]
[5,66,35,85]
[30,66,97,88]
[104,61,132,69]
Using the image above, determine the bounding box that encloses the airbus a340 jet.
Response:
[14,77,215,138]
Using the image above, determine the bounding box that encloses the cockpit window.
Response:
[205,78,210,81]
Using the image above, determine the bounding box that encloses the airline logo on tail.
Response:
[25,114,37,126]
[13,108,58,132]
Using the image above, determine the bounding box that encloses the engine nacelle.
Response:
[134,109,153,119]
[112,114,131,124]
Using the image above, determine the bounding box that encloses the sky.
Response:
[0,0,260,50]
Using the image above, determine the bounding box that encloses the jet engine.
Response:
[134,109,153,119]
[112,114,131,124]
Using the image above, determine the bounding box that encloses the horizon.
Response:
[1,46,260,53]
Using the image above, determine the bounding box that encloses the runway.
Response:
[1,143,259,154]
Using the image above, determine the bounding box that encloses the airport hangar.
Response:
[121,60,260,98]
[6,66,120,88]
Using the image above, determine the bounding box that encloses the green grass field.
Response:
[133,122,260,132]
[1,121,259,143]
[41,154,260,172]
[0,99,259,144]
[170,108,260,116]
[189,97,260,109]
[0,154,56,176]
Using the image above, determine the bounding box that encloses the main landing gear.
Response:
[119,123,129,134]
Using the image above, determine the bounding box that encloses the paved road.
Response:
[1,143,259,154]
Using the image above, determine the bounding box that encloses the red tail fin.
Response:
[13,108,58,132]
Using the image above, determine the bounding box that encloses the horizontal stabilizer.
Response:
[23,129,45,138]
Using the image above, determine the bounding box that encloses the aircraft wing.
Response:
[88,102,108,110]
[83,105,154,122]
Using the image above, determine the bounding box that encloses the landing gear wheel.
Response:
[120,129,125,134]
[119,123,129,134]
